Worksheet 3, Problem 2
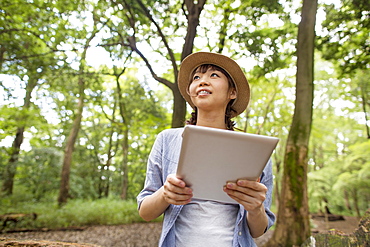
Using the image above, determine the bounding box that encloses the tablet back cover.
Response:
[176,125,279,204]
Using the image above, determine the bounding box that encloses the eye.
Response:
[193,75,200,80]
[211,72,220,78]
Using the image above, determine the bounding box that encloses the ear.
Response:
[229,88,237,100]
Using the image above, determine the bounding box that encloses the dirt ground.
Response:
[311,215,361,234]
[0,216,361,247]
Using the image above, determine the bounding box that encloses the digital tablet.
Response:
[176,125,279,204]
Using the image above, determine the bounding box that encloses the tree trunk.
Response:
[1,127,25,195]
[266,0,317,246]
[217,2,231,54]
[344,190,352,211]
[172,85,187,128]
[1,78,37,195]
[181,0,206,61]
[57,25,98,205]
[0,45,5,69]
[273,158,282,213]
[359,75,370,139]
[134,0,206,127]
[103,130,116,198]
[57,77,85,205]
[171,0,207,127]
[120,127,129,200]
[352,190,361,218]
[114,72,130,200]
[102,116,117,198]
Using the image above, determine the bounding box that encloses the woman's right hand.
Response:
[163,174,193,205]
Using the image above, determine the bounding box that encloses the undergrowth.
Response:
[0,195,161,231]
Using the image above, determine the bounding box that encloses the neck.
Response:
[196,110,227,129]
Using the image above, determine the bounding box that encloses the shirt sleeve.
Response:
[261,159,276,230]
[137,131,165,210]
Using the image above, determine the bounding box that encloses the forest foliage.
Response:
[0,0,369,223]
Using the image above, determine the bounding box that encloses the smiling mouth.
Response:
[198,90,211,95]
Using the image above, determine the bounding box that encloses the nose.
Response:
[187,74,210,96]
[198,77,209,87]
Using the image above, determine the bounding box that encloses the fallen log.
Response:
[311,213,345,221]
[0,238,101,247]
[0,213,37,225]
[3,226,86,233]
[0,213,38,232]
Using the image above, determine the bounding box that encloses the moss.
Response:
[285,146,307,210]
[305,209,370,246]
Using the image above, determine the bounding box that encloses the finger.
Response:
[226,187,266,202]
[227,193,263,210]
[223,186,264,208]
[164,182,192,195]
[167,174,187,188]
[236,180,267,193]
[165,197,191,205]
[163,189,192,205]
[164,176,192,193]
[164,192,192,203]
[224,183,266,203]
[224,182,257,196]
[224,185,251,201]
[226,192,250,205]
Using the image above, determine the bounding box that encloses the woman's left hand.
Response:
[223,179,267,213]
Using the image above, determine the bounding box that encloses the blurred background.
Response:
[0,0,369,244]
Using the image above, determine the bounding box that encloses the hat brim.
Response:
[178,52,250,118]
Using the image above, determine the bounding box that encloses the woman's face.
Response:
[187,66,236,113]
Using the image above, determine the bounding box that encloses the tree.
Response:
[57,67,86,205]
[318,0,370,74]
[318,0,370,138]
[347,70,370,139]
[100,0,293,129]
[113,66,130,200]
[113,70,169,199]
[1,78,37,194]
[57,18,100,205]
[334,141,370,217]
[0,0,72,194]
[267,0,318,245]
[101,0,206,128]
[307,60,369,215]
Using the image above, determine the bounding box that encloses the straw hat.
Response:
[178,52,250,118]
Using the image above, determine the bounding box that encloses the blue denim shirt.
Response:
[137,128,276,247]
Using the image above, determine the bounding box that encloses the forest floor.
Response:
[0,215,361,246]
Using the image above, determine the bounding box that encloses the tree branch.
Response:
[2,50,62,62]
[181,0,207,60]
[127,37,175,90]
[136,0,178,77]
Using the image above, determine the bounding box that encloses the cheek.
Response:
[188,83,196,94]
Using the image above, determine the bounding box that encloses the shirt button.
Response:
[238,232,242,236]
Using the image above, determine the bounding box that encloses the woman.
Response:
[137,52,275,247]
